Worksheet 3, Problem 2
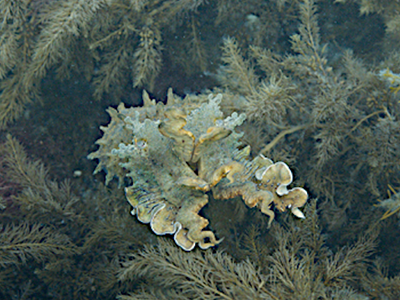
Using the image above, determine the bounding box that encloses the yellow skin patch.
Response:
[210,161,244,187]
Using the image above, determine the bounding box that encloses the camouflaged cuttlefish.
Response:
[89,91,308,251]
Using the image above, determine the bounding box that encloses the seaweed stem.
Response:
[260,124,308,155]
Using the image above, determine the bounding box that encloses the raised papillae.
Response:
[89,91,308,251]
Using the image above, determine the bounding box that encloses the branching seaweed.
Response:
[1,135,80,222]
[118,238,269,300]
[118,200,377,299]
[0,223,77,267]
[1,0,399,298]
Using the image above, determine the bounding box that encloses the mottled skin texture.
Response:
[90,93,308,251]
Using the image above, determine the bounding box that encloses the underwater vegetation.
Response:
[0,135,397,299]
[117,202,378,300]
[0,0,297,128]
[1,0,400,299]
